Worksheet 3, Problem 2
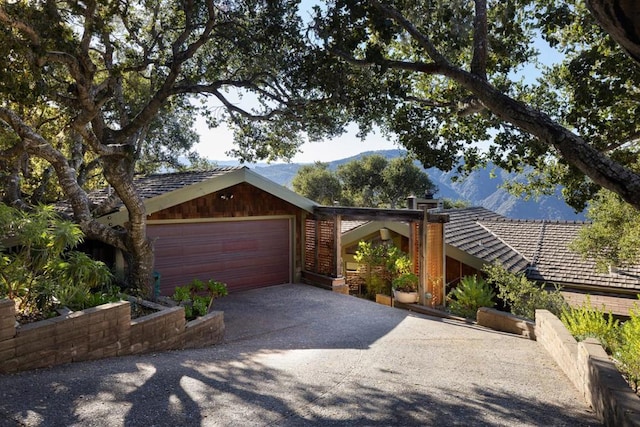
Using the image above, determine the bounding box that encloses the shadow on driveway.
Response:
[0,284,601,426]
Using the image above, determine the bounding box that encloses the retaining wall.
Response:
[536,309,640,427]
[0,299,224,374]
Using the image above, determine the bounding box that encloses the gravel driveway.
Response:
[0,284,600,426]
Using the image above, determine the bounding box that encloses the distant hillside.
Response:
[248,149,585,221]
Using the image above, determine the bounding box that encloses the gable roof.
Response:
[480,218,640,292]
[340,206,640,294]
[444,207,529,272]
[444,207,640,293]
[91,167,317,226]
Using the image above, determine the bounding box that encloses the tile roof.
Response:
[95,167,243,210]
[341,220,370,234]
[443,207,640,293]
[443,207,529,272]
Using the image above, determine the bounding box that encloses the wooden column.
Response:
[419,211,428,305]
[422,211,450,307]
[333,215,342,278]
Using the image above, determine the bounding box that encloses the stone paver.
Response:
[0,284,600,426]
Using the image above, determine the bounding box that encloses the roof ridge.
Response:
[530,220,546,267]
[476,221,531,264]
[137,166,245,178]
[481,217,591,225]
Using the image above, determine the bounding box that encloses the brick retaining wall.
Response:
[536,309,640,427]
[0,299,224,374]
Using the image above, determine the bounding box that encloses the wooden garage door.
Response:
[148,219,291,295]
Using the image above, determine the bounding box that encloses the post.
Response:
[333,215,342,278]
[424,212,450,307]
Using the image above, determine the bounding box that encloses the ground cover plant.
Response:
[0,204,117,322]
[561,297,640,394]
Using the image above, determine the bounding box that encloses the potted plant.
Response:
[392,272,419,303]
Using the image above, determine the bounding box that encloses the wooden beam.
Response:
[314,206,426,221]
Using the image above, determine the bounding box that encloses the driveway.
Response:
[0,284,600,426]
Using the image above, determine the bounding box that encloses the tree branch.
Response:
[369,0,449,66]
[471,0,488,79]
[586,0,640,67]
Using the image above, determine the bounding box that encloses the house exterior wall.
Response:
[147,182,309,283]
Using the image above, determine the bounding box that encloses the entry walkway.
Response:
[0,284,600,426]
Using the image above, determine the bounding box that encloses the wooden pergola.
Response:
[303,205,450,306]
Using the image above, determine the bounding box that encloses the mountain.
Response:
[248,149,586,221]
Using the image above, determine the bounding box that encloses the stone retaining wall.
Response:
[536,309,640,427]
[0,299,224,374]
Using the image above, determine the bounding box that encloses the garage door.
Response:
[148,219,291,295]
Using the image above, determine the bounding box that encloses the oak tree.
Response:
[0,0,344,294]
[311,0,640,211]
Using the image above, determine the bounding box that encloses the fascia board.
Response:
[445,244,488,271]
[96,169,246,226]
[97,168,317,227]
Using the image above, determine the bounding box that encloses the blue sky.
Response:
[194,7,564,165]
[193,120,397,164]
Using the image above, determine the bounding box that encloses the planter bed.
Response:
[0,298,224,374]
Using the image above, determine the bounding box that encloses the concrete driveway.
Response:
[0,284,600,426]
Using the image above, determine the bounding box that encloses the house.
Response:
[341,206,640,316]
[71,168,446,300]
[91,167,318,295]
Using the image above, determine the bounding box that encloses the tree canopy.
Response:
[0,0,346,293]
[309,0,640,212]
[292,154,436,208]
[291,162,343,205]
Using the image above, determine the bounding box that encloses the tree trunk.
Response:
[102,155,156,298]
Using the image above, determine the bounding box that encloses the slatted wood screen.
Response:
[304,218,316,272]
[304,218,336,276]
[411,221,420,275]
[426,222,444,305]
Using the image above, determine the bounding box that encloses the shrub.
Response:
[447,275,495,320]
[0,204,114,318]
[614,303,640,393]
[483,263,567,320]
[560,296,620,353]
[354,241,413,299]
[173,278,228,320]
[392,272,419,292]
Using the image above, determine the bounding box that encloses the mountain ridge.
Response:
[229,149,585,221]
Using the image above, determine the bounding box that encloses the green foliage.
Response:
[447,276,495,320]
[442,199,471,209]
[291,162,343,205]
[560,296,620,353]
[172,278,228,320]
[483,263,567,320]
[311,0,640,212]
[291,155,436,208]
[571,190,640,272]
[380,156,437,208]
[0,204,114,317]
[354,241,413,299]
[561,296,640,393]
[392,273,419,292]
[615,304,640,392]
